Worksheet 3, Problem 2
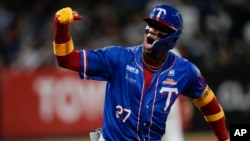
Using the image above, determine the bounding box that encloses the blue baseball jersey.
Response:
[79,44,207,141]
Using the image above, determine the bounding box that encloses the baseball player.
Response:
[53,4,230,141]
[162,48,186,141]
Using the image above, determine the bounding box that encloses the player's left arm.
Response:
[193,85,229,141]
[53,7,82,71]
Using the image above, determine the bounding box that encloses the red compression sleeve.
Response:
[200,98,229,141]
[56,51,81,71]
[193,86,229,141]
[54,16,71,44]
[54,16,81,71]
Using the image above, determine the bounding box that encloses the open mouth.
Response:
[147,36,155,45]
[144,36,155,51]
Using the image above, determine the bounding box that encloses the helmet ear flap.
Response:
[152,30,181,51]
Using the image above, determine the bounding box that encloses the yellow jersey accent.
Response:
[193,85,214,108]
[53,39,74,56]
[204,109,225,122]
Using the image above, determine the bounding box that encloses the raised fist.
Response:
[55,7,82,25]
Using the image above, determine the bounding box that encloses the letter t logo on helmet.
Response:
[154,7,167,19]
[143,4,183,51]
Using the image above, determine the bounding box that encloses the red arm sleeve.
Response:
[56,51,81,71]
[200,98,229,141]
[54,16,71,44]
[54,15,81,72]
[193,85,229,141]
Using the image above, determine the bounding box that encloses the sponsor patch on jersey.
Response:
[126,65,139,74]
[125,73,137,84]
[162,78,177,85]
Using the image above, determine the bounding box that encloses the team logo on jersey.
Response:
[163,78,177,85]
[126,65,139,74]
[168,69,175,76]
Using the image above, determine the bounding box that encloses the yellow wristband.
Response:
[53,39,74,56]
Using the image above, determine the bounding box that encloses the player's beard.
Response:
[142,47,168,64]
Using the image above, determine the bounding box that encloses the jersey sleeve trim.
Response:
[53,38,74,56]
[79,50,87,79]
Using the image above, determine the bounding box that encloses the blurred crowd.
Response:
[0,0,250,72]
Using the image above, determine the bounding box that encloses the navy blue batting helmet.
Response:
[143,4,183,51]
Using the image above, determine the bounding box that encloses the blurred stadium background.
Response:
[1,0,250,140]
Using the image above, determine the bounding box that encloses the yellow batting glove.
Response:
[56,7,82,25]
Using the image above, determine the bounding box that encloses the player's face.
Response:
[143,21,171,51]
[143,21,174,62]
